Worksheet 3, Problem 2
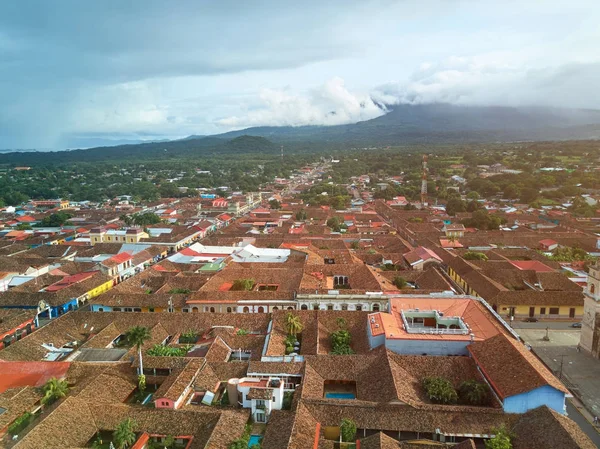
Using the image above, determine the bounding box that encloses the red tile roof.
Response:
[509,260,554,273]
[0,361,71,392]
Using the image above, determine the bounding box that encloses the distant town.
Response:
[0,141,599,449]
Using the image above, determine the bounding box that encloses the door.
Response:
[529,307,535,318]
[569,308,575,318]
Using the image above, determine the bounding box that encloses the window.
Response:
[210,307,216,313]
[355,304,362,311]
[341,304,348,311]
[549,307,559,315]
[327,304,334,310]
[372,304,380,312]
[287,306,293,310]
[148,307,155,312]
[227,307,233,313]
[272,396,276,402]
[540,307,546,315]
[243,307,250,313]
[272,306,278,311]
[300,304,308,310]
[113,307,121,312]
[257,306,264,313]
[591,284,596,294]
[133,308,142,312]
[98,307,104,312]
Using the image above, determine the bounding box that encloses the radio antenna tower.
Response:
[421,154,428,207]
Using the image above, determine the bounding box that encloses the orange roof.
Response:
[509,260,554,272]
[219,282,233,292]
[0,361,71,393]
[371,297,502,342]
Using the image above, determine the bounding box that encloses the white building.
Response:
[228,377,284,423]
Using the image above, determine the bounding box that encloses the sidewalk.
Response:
[517,327,600,433]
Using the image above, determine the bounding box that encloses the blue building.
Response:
[468,334,568,414]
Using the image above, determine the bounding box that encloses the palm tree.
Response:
[126,326,151,375]
[41,377,69,406]
[285,313,303,338]
[113,418,137,449]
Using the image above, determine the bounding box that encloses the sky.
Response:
[1,0,599,149]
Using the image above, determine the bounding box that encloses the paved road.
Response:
[511,320,581,330]
[567,400,600,447]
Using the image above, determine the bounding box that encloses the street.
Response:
[511,320,581,330]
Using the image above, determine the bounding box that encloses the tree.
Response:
[519,187,539,204]
[466,191,480,200]
[350,240,360,250]
[120,214,133,227]
[41,378,69,406]
[285,313,303,338]
[392,276,407,289]
[331,329,353,355]
[446,198,466,216]
[340,418,357,443]
[466,200,482,212]
[126,326,152,376]
[113,418,137,449]
[295,209,307,220]
[459,380,489,405]
[422,377,458,404]
[485,426,513,449]
[16,223,32,230]
[503,184,520,199]
[39,211,72,227]
[269,199,281,209]
[231,278,255,291]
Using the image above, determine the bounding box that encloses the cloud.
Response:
[372,58,600,109]
[217,77,386,128]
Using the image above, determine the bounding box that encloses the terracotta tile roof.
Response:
[155,358,203,401]
[512,406,596,449]
[246,387,274,400]
[468,334,568,399]
[359,432,402,449]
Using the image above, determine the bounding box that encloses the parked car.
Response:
[524,317,539,322]
[571,322,582,328]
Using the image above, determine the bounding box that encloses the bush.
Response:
[340,418,357,442]
[231,278,255,291]
[8,411,32,435]
[179,330,198,343]
[423,377,458,404]
[463,251,488,261]
[485,426,513,449]
[168,288,191,294]
[147,344,190,357]
[458,380,489,405]
[331,329,354,355]
[392,276,407,289]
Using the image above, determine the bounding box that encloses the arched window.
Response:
[300,304,308,310]
[591,284,596,294]
[243,306,250,313]
[210,307,215,313]
[372,304,380,312]
[227,307,233,313]
[272,306,278,311]
[287,306,294,310]
[192,307,199,313]
[258,306,265,313]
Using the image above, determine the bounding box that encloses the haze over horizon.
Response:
[1,0,600,149]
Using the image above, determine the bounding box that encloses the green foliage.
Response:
[39,211,72,227]
[179,330,198,343]
[548,246,594,262]
[147,344,190,357]
[340,418,357,443]
[231,278,255,291]
[168,288,191,294]
[392,276,407,289]
[41,377,69,406]
[283,391,294,410]
[350,240,360,250]
[408,217,423,223]
[326,216,347,232]
[462,209,503,230]
[138,374,146,394]
[458,380,489,405]
[285,313,303,337]
[295,209,307,220]
[228,424,252,449]
[269,199,281,209]
[236,328,249,336]
[485,426,513,449]
[16,222,32,230]
[463,251,488,261]
[331,329,353,355]
[131,212,161,226]
[126,326,152,349]
[113,417,137,449]
[8,411,32,435]
[446,198,466,216]
[422,377,458,404]
[569,196,596,217]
